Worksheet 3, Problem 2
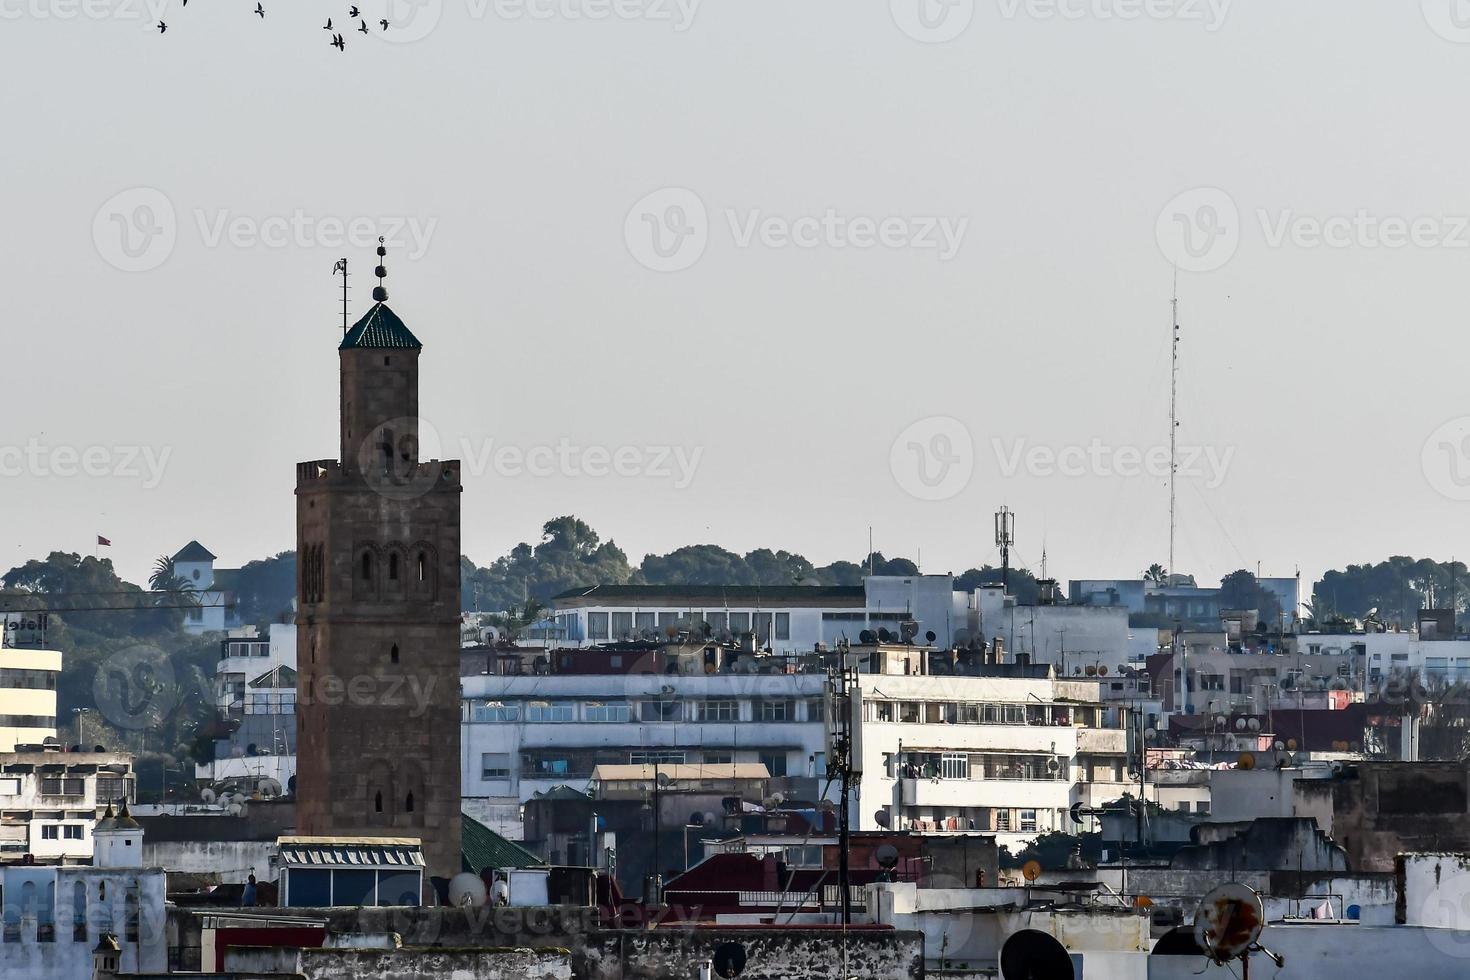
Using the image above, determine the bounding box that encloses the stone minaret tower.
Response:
[295,245,462,882]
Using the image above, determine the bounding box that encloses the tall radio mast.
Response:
[1168,271,1180,579]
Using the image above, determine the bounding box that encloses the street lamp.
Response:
[72,708,92,751]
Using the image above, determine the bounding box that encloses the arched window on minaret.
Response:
[374,791,383,813]
[380,428,395,476]
[388,553,399,581]
[405,792,415,814]
[390,644,400,664]
[361,552,373,581]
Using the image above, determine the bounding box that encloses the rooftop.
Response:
[340,303,422,350]
[551,584,866,606]
[173,540,217,563]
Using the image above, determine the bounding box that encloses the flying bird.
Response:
[156,20,166,32]
[323,17,333,29]
[358,19,368,32]
[349,5,360,16]
[255,3,264,16]
[331,32,345,50]
[379,18,388,29]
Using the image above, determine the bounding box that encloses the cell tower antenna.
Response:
[1169,269,1181,579]
[333,258,350,336]
[995,506,1015,593]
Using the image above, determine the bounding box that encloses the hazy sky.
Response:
[7,0,1470,598]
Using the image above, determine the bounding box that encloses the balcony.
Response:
[900,775,1071,809]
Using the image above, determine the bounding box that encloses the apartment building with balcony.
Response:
[848,673,1134,850]
[0,749,136,860]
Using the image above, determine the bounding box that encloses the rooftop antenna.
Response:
[995,506,1015,593]
[372,237,390,302]
[1168,269,1181,580]
[333,258,349,336]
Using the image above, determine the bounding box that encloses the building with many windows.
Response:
[847,672,1135,851]
[461,670,832,838]
[548,577,965,653]
[195,624,297,791]
[0,748,136,861]
[0,615,61,752]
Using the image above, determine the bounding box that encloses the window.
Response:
[526,702,575,722]
[899,702,921,724]
[390,643,399,664]
[374,791,383,813]
[470,702,519,722]
[63,825,83,840]
[730,612,751,633]
[941,754,969,780]
[757,700,791,722]
[481,753,512,780]
[704,752,733,766]
[635,612,656,632]
[0,778,18,795]
[805,698,825,722]
[1019,809,1038,832]
[759,752,788,777]
[697,700,739,722]
[405,793,414,813]
[640,700,680,722]
[775,612,790,640]
[630,750,685,765]
[876,702,894,722]
[753,612,772,641]
[611,612,634,638]
[417,552,427,582]
[586,702,631,723]
[388,553,399,580]
[995,809,1010,832]
[361,552,373,580]
[587,613,610,640]
[41,825,59,840]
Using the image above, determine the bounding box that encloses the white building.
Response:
[0,801,167,979]
[548,577,965,654]
[1,614,61,753]
[848,673,1134,851]
[195,624,297,790]
[972,586,1143,670]
[0,749,136,860]
[461,671,832,838]
[171,541,243,634]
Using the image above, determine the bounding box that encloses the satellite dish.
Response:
[200,788,217,804]
[712,941,748,979]
[259,778,282,798]
[925,630,937,643]
[874,809,892,829]
[877,628,893,643]
[1022,860,1042,882]
[689,811,705,827]
[1000,929,1074,980]
[1098,665,1108,676]
[448,872,488,907]
[1046,757,1061,773]
[226,803,244,817]
[656,773,672,788]
[1238,752,1256,771]
[1085,665,1097,677]
[1247,717,1261,732]
[1194,883,1264,964]
[875,844,900,869]
[490,880,511,906]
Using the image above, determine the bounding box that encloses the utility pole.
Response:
[829,665,861,926]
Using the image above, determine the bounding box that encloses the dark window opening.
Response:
[417,552,427,582]
[389,553,399,580]
[390,644,399,664]
[405,792,414,813]
[361,552,373,581]
[374,791,383,813]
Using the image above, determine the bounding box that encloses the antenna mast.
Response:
[334,258,350,336]
[1168,271,1180,579]
[995,507,1015,593]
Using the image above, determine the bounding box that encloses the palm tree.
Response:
[149,556,199,608]
[1144,563,1168,585]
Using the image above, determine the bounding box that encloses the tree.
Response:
[1219,569,1283,625]
[954,565,1040,605]
[148,555,199,614]
[1144,563,1168,584]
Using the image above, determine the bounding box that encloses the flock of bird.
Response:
[156,2,390,50]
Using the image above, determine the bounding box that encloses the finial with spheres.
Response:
[372,236,389,303]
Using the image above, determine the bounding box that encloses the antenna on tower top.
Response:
[1168,269,1181,580]
[995,506,1015,593]
[373,237,389,303]
[333,258,349,336]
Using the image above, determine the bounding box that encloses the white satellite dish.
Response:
[490,880,511,907]
[258,778,283,798]
[448,872,488,908]
[200,788,217,804]
[226,803,245,817]
[1194,883,1265,965]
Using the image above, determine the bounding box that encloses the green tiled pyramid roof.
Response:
[340,303,422,350]
[461,813,543,874]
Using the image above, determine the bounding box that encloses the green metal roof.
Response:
[340,303,422,350]
[461,813,542,874]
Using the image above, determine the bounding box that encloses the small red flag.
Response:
[97,535,111,547]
